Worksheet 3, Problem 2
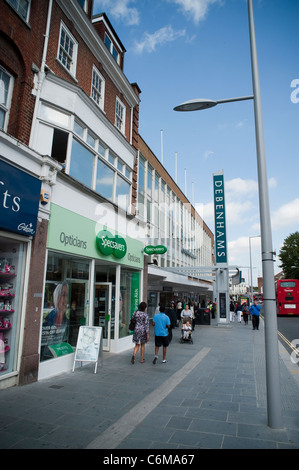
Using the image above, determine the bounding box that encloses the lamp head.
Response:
[174,99,218,112]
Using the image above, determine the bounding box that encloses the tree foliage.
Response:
[278,231,299,279]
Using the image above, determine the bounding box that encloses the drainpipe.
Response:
[29,0,53,148]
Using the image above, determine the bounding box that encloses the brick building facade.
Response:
[0,0,142,387]
[0,0,213,388]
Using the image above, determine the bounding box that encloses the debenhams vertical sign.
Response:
[213,171,227,264]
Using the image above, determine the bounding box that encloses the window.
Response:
[51,129,68,163]
[0,67,14,130]
[147,165,153,197]
[104,33,112,51]
[0,236,27,375]
[58,23,78,76]
[40,103,70,127]
[138,156,145,192]
[108,151,115,166]
[115,97,125,134]
[87,130,96,148]
[98,141,106,158]
[37,105,132,209]
[74,120,85,138]
[7,0,30,22]
[40,252,90,362]
[116,175,130,211]
[96,159,114,201]
[117,159,124,173]
[0,66,14,131]
[125,166,131,180]
[76,0,87,13]
[91,66,105,109]
[280,281,296,288]
[104,33,120,64]
[154,174,159,202]
[69,139,94,188]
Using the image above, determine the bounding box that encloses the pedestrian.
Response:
[165,303,176,344]
[230,301,235,322]
[242,302,249,325]
[236,302,242,323]
[154,302,161,315]
[181,304,192,324]
[190,301,196,330]
[211,302,216,319]
[152,304,170,364]
[167,302,177,329]
[183,320,192,339]
[131,301,149,364]
[208,301,213,317]
[176,299,183,324]
[250,299,261,330]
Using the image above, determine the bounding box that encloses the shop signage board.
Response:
[0,158,41,237]
[213,170,227,264]
[213,170,229,324]
[72,326,102,374]
[144,245,167,255]
[47,204,144,269]
[96,229,127,259]
[130,272,140,314]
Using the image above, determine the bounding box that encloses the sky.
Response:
[92,0,299,286]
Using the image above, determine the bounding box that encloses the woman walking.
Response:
[131,302,149,364]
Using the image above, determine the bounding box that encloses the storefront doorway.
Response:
[94,283,112,351]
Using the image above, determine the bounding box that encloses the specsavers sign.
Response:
[96,230,127,259]
[47,204,143,268]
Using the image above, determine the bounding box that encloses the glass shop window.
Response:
[40,253,90,362]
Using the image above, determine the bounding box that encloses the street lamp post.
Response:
[249,235,261,303]
[174,0,282,429]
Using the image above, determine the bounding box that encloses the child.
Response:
[183,321,192,339]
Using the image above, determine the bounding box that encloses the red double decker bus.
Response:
[276,279,299,316]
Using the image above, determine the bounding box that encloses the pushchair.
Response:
[179,317,193,344]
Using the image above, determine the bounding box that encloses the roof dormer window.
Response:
[104,33,120,65]
[76,0,88,13]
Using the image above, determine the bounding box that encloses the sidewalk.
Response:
[1,317,299,449]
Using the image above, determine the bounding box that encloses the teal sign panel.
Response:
[213,172,227,264]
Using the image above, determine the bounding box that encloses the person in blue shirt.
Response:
[152,304,170,364]
[250,299,261,330]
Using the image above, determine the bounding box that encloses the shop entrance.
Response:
[94,283,112,351]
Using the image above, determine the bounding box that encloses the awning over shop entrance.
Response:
[147,265,213,297]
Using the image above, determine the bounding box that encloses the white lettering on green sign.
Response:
[144,245,167,255]
[96,230,127,259]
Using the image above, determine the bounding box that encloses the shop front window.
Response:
[0,235,26,375]
[40,253,90,362]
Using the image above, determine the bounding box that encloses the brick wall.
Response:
[0,0,48,145]
[0,0,140,147]
[19,219,49,385]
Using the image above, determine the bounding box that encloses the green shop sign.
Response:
[144,245,167,255]
[47,204,143,268]
[96,230,127,259]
